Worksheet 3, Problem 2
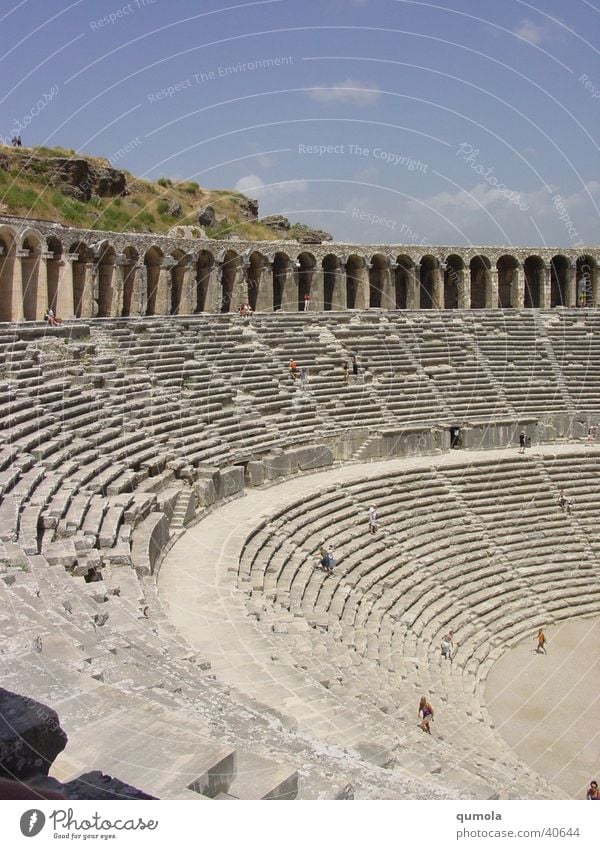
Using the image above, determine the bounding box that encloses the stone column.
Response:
[407,263,420,310]
[331,258,347,311]
[129,265,146,316]
[179,255,196,315]
[155,257,174,316]
[512,265,524,308]
[354,260,370,310]
[433,263,445,309]
[380,260,395,310]
[230,260,248,310]
[255,261,274,312]
[34,252,51,320]
[591,265,599,307]
[310,265,324,310]
[485,269,497,308]
[386,261,398,309]
[56,254,76,319]
[565,262,577,307]
[82,262,97,318]
[204,263,221,312]
[540,262,552,308]
[110,254,126,317]
[13,250,27,322]
[457,268,469,308]
[281,262,298,312]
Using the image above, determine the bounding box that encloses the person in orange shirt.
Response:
[535,628,547,654]
[289,358,298,379]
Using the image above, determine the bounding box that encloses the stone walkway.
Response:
[158,443,598,773]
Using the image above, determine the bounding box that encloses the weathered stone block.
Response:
[216,466,245,499]
[0,688,67,780]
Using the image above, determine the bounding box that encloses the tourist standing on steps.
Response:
[289,358,298,380]
[368,504,378,534]
[418,696,434,734]
[342,361,349,385]
[303,292,311,311]
[535,628,547,654]
[586,780,599,799]
[351,354,359,381]
[519,431,526,454]
[441,630,454,661]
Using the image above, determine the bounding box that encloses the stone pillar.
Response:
[407,263,420,310]
[206,263,222,313]
[231,260,248,310]
[34,252,51,320]
[179,255,196,315]
[155,258,174,316]
[56,254,76,319]
[354,260,370,310]
[129,265,146,316]
[110,254,126,317]
[591,265,599,307]
[281,262,298,312]
[13,250,26,322]
[331,259,346,311]
[457,268,469,308]
[433,263,444,309]
[565,262,577,307]
[512,266,524,308]
[380,260,395,310]
[310,265,324,310]
[255,261,274,312]
[82,262,96,318]
[540,263,552,308]
[487,269,499,309]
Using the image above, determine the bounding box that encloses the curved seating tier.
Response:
[2,310,600,799]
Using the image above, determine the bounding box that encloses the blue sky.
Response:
[1,0,599,246]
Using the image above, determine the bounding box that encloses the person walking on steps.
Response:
[535,628,547,654]
[441,630,454,661]
[368,504,378,534]
[342,361,349,385]
[519,431,526,454]
[418,696,434,734]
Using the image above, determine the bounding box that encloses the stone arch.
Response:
[345,254,364,310]
[444,254,464,310]
[144,246,164,316]
[170,250,187,316]
[576,254,596,307]
[20,232,44,321]
[497,255,519,308]
[45,236,63,315]
[97,243,116,318]
[470,255,491,309]
[550,254,569,307]
[297,252,316,311]
[247,251,267,312]
[322,254,339,311]
[196,250,214,313]
[121,246,139,317]
[523,255,544,308]
[369,254,388,309]
[273,252,290,311]
[69,241,91,318]
[419,254,438,309]
[0,225,18,321]
[394,254,413,309]
[220,250,239,313]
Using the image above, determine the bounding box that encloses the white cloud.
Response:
[513,18,548,44]
[234,174,308,200]
[308,79,381,106]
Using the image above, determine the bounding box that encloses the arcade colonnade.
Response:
[0,219,599,320]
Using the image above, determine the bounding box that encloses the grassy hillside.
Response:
[0,145,281,240]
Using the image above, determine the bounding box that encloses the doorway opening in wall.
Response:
[450,427,462,449]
